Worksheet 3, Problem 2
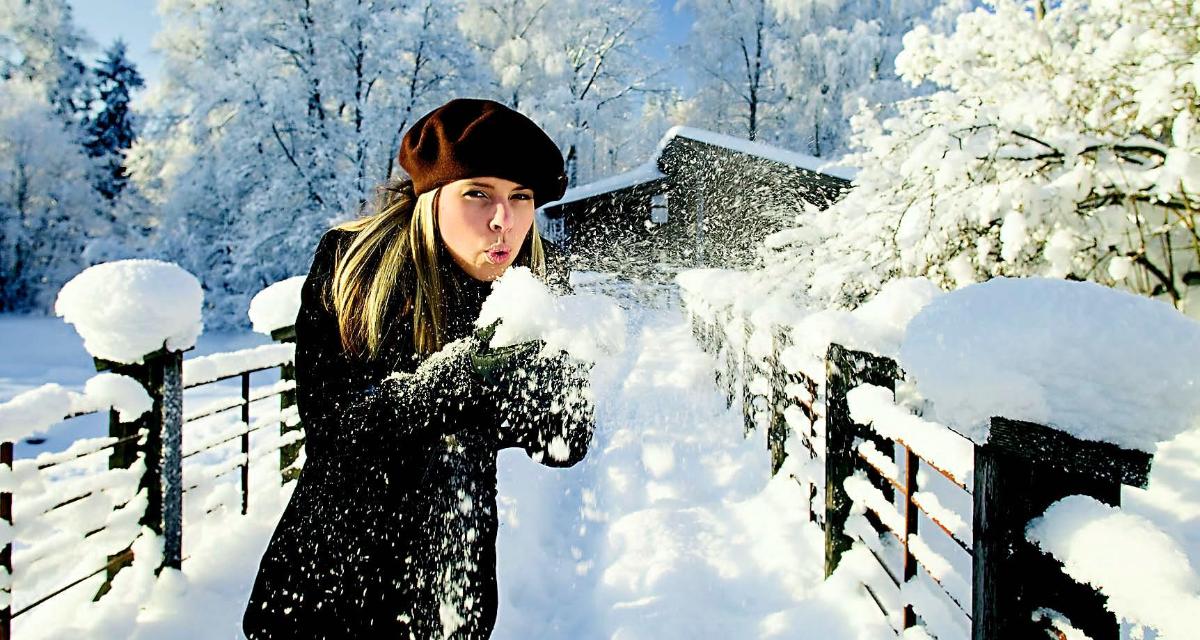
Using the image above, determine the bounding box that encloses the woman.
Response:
[243,99,595,639]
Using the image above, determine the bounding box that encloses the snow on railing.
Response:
[182,343,296,388]
[1028,495,1200,640]
[0,261,308,638]
[678,272,1192,640]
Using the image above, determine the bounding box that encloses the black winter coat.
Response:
[243,229,594,639]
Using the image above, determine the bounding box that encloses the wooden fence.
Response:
[0,325,302,639]
[689,313,1155,640]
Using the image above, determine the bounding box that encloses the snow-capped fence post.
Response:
[54,259,202,593]
[93,346,185,582]
[249,277,306,486]
[271,325,302,484]
[823,343,900,577]
[971,417,1153,640]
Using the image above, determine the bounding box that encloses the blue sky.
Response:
[68,0,694,93]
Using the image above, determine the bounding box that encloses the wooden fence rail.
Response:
[687,313,1156,640]
[0,325,302,639]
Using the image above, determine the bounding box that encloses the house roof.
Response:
[657,126,858,181]
[547,162,666,208]
[540,126,855,210]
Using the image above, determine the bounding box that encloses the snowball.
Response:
[248,276,305,335]
[476,267,625,362]
[1027,495,1200,639]
[55,260,203,364]
[84,373,152,423]
[901,277,1200,450]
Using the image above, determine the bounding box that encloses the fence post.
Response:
[272,326,302,484]
[972,417,1153,640]
[240,372,251,515]
[93,345,185,597]
[767,325,790,475]
[1,441,11,640]
[823,343,900,578]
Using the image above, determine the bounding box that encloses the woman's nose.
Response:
[489,203,513,232]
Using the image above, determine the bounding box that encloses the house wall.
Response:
[542,137,850,280]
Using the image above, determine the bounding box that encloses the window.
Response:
[650,193,669,224]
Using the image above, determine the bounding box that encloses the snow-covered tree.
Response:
[0,79,97,311]
[674,0,963,157]
[767,0,957,157]
[133,0,473,323]
[457,0,660,184]
[674,0,787,143]
[0,0,92,126]
[85,39,144,200]
[762,0,1200,317]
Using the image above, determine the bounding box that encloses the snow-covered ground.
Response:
[0,298,891,639]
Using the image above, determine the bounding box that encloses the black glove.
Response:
[469,321,547,387]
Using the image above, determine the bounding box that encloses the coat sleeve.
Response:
[294,230,480,459]
[491,351,596,468]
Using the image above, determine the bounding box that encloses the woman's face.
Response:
[437,176,536,281]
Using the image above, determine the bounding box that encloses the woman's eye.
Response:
[465,190,487,199]
[512,193,533,201]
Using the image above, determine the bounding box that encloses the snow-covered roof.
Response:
[541,126,855,210]
[656,126,858,181]
[543,162,666,209]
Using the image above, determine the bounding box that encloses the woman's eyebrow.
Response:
[464,180,531,191]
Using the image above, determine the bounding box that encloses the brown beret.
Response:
[398,98,568,207]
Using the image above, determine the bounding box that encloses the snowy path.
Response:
[16,302,892,639]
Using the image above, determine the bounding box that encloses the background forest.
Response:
[0,0,966,324]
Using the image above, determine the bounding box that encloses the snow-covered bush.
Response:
[0,79,99,312]
[764,0,1200,316]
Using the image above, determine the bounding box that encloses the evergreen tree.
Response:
[85,39,144,200]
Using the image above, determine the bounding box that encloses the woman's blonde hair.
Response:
[329,179,546,358]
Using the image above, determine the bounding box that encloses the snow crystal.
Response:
[1027,495,1200,640]
[901,277,1200,451]
[247,276,305,335]
[55,260,203,364]
[476,267,626,362]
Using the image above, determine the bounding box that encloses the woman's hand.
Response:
[466,322,595,466]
